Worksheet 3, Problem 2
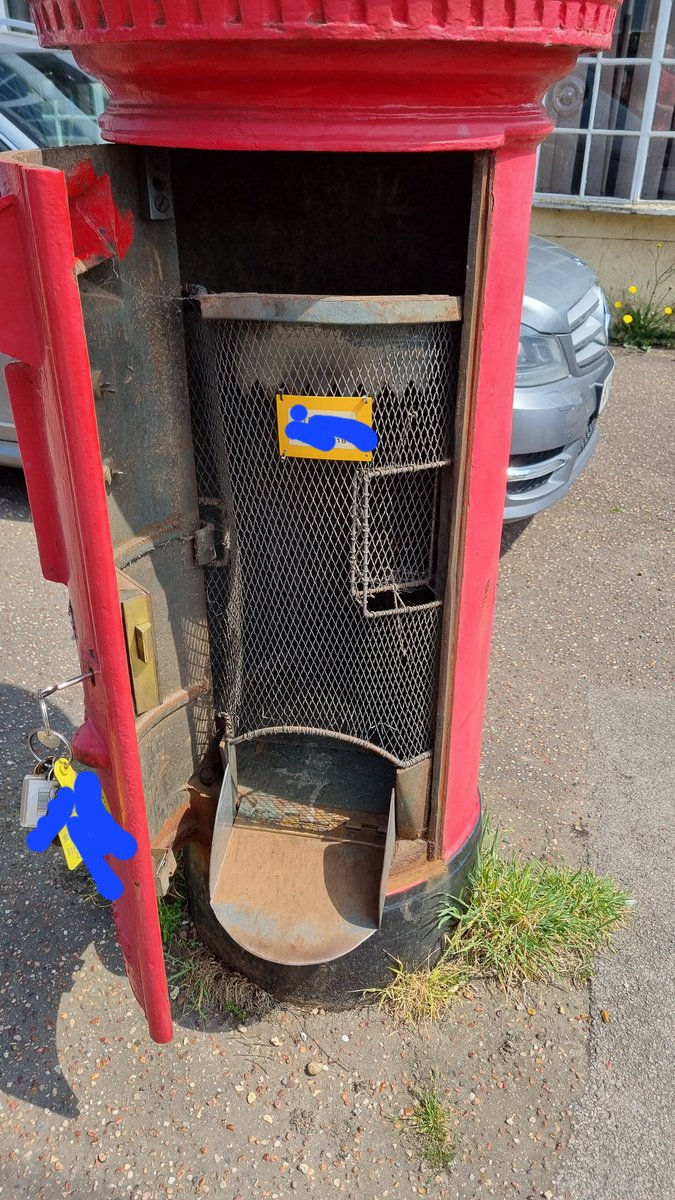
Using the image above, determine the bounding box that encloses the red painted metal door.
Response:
[0,153,172,1043]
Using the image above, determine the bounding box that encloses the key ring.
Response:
[28,728,73,765]
[37,670,95,740]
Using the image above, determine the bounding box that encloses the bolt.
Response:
[154,193,171,215]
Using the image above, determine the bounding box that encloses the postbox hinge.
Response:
[195,499,230,566]
[139,148,174,222]
[193,521,217,566]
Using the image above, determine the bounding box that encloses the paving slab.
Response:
[556,688,675,1200]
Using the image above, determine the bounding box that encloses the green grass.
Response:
[439,826,631,987]
[403,1084,459,1171]
[158,892,186,944]
[374,822,631,1021]
[166,938,269,1023]
[368,954,473,1025]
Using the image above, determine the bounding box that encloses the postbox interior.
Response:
[162,150,474,964]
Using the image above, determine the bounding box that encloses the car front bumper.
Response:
[504,352,614,522]
[0,438,21,469]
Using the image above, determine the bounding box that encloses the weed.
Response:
[439,825,631,987]
[611,244,675,349]
[374,822,631,1021]
[158,893,186,944]
[167,939,272,1023]
[402,1083,459,1171]
[367,954,473,1024]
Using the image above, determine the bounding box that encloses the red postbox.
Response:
[0,0,619,1042]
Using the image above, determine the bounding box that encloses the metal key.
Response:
[21,726,73,829]
[20,757,57,829]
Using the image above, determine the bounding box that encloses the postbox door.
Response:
[0,150,173,1043]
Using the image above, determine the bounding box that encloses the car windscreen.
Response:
[0,50,104,146]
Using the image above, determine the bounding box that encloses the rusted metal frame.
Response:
[362,596,442,619]
[198,292,463,324]
[350,458,452,611]
[115,519,203,570]
[150,774,221,853]
[365,458,451,478]
[228,724,433,769]
[356,580,437,598]
[361,471,371,618]
[428,151,494,861]
[135,680,212,737]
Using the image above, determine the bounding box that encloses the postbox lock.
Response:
[118,572,161,716]
[134,621,153,664]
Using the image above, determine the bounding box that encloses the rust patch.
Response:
[114,512,200,568]
[150,775,219,851]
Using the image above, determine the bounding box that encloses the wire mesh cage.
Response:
[186,305,460,766]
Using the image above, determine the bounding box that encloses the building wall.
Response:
[531,207,675,305]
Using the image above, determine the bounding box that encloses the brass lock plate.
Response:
[118,574,160,715]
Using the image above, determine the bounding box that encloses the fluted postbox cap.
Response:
[31,2,622,151]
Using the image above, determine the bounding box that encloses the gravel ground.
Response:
[0,347,673,1198]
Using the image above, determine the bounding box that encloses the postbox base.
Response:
[183,809,481,1007]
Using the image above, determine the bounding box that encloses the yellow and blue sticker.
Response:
[276,394,378,462]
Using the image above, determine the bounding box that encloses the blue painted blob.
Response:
[27,770,138,901]
[286,404,378,454]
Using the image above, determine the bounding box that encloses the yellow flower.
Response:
[614,300,624,308]
[658,242,664,248]
[628,285,638,294]
[665,306,673,315]
[623,314,634,325]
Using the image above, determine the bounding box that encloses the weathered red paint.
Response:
[73,719,112,769]
[441,145,540,860]
[65,163,134,270]
[0,159,172,1044]
[30,2,619,152]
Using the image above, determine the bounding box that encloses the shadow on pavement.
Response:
[500,515,534,557]
[0,465,31,521]
[0,682,128,1119]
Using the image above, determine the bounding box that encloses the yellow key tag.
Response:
[53,757,83,870]
[52,759,111,872]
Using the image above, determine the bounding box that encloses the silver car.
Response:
[506,236,614,521]
[0,18,103,467]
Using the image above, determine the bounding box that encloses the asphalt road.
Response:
[0,346,673,1199]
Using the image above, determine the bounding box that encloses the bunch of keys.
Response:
[20,671,95,870]
[20,730,70,829]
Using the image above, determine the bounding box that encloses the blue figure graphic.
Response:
[285,404,379,454]
[27,771,138,901]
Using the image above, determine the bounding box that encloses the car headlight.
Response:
[516,326,569,387]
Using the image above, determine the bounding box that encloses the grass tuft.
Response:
[158,892,187,944]
[167,940,273,1023]
[403,1084,459,1171]
[439,825,631,987]
[374,821,631,1021]
[368,954,473,1025]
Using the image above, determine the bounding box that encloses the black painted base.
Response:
[183,810,482,1007]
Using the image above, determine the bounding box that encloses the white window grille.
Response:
[536,0,675,208]
[0,1,32,25]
